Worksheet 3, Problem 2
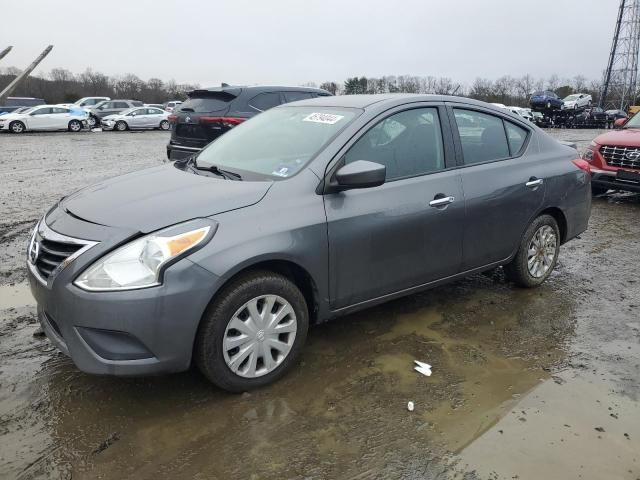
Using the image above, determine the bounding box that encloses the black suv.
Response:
[166,85,331,159]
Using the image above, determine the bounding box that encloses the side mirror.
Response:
[614,118,627,128]
[131,112,137,116]
[334,160,386,190]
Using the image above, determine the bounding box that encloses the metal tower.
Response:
[600,0,640,111]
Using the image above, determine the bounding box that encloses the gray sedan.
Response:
[101,107,170,131]
[27,94,591,391]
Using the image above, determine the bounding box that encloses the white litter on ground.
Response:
[414,360,432,377]
[91,128,103,132]
[407,401,415,412]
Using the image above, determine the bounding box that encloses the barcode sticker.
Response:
[303,112,344,125]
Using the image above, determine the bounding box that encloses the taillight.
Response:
[167,114,177,122]
[199,116,247,127]
[572,159,591,173]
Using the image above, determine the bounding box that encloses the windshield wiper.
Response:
[194,161,242,180]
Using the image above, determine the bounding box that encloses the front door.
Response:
[448,105,545,270]
[324,105,465,309]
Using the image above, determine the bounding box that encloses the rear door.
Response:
[447,104,544,271]
[324,104,465,309]
[146,108,164,127]
[51,107,71,128]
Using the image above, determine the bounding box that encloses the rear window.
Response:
[180,94,233,113]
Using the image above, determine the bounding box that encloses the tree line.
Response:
[0,66,602,108]
[0,67,199,104]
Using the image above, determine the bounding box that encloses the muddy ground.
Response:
[0,129,639,480]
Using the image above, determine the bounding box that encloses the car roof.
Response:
[288,94,516,111]
[194,85,330,95]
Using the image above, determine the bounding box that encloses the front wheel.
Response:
[115,120,128,132]
[68,120,82,132]
[195,271,309,392]
[9,121,25,133]
[504,215,560,288]
[87,115,98,128]
[159,120,170,130]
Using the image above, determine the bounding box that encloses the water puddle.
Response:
[0,282,34,310]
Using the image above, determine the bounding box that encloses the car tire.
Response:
[87,116,98,128]
[195,270,309,392]
[591,185,608,196]
[504,214,560,288]
[68,120,82,132]
[9,121,25,133]
[115,121,128,132]
[159,120,170,130]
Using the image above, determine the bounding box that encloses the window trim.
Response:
[445,103,532,168]
[321,102,456,194]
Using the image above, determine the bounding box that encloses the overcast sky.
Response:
[2,0,618,87]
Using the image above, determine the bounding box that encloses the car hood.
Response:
[594,128,640,147]
[0,113,25,120]
[60,165,273,232]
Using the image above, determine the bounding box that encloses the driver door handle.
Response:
[525,178,544,188]
[429,196,455,207]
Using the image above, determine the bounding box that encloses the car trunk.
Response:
[171,90,244,149]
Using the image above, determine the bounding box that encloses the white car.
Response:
[562,93,592,110]
[508,106,534,121]
[164,100,182,112]
[100,106,171,131]
[0,105,88,133]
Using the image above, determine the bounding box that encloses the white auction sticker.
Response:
[303,112,344,125]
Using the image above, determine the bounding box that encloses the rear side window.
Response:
[453,109,509,164]
[180,94,232,113]
[249,92,283,111]
[52,107,69,114]
[283,91,314,103]
[505,121,528,154]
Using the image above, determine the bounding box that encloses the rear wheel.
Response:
[68,120,82,132]
[9,121,25,133]
[159,120,170,130]
[195,271,309,392]
[504,214,560,288]
[115,121,128,132]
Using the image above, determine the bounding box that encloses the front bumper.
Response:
[591,169,640,193]
[28,215,220,376]
[100,121,116,130]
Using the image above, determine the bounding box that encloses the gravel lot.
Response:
[0,128,638,480]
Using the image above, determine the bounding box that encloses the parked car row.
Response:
[529,91,593,112]
[0,105,88,133]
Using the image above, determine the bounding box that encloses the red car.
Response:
[582,114,640,194]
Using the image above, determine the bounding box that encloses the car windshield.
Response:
[20,107,37,114]
[195,106,359,179]
[624,113,640,128]
[564,94,580,101]
[532,91,544,96]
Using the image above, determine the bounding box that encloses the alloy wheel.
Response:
[222,295,297,378]
[527,225,557,278]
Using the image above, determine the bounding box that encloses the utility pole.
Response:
[0,45,53,103]
[600,0,640,111]
[0,46,12,62]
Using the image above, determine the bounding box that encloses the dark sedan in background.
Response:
[166,85,331,159]
[28,95,591,392]
[529,90,564,111]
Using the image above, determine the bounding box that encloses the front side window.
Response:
[195,106,358,179]
[453,109,510,164]
[114,102,130,109]
[344,107,445,180]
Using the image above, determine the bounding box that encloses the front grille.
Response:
[29,221,95,284]
[600,145,640,170]
[44,311,64,339]
[35,236,83,280]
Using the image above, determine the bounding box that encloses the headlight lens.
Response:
[75,223,212,291]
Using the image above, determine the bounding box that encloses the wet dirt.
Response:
[0,129,639,479]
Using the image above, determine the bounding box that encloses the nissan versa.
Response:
[28,95,591,392]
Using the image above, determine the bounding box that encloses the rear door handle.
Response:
[429,196,455,207]
[525,178,544,188]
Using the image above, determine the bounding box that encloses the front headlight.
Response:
[74,221,215,291]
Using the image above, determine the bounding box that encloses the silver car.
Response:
[100,107,171,131]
